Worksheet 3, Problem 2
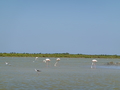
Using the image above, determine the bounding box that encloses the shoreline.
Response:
[0,53,120,58]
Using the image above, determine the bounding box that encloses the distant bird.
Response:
[92,59,97,62]
[35,69,41,74]
[54,58,60,66]
[91,59,97,69]
[46,58,50,62]
[43,58,50,63]
[43,60,46,63]
[56,58,60,61]
[5,62,11,66]
[45,58,50,67]
[33,57,38,62]
[5,62,8,65]
[35,57,38,60]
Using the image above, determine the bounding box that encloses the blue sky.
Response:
[0,0,120,55]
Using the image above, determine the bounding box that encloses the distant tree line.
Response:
[0,52,120,58]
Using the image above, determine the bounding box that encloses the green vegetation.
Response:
[0,52,120,58]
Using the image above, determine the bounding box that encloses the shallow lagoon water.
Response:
[0,57,120,90]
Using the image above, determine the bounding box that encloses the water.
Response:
[0,57,120,90]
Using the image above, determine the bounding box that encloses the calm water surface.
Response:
[0,57,120,90]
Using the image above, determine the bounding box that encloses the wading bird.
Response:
[91,59,97,69]
[33,57,38,62]
[35,57,38,60]
[5,62,11,66]
[43,60,46,63]
[54,58,60,66]
[45,58,50,67]
[46,58,50,61]
[5,62,8,65]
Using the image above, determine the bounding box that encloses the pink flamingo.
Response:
[54,58,60,66]
[91,59,97,69]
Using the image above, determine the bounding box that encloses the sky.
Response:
[0,0,120,55]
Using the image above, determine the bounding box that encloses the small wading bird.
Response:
[35,69,41,74]
[5,62,11,66]
[54,58,60,66]
[5,62,8,65]
[91,59,97,69]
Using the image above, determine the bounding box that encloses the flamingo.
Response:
[43,60,46,63]
[46,58,50,61]
[91,59,97,69]
[33,57,38,62]
[54,58,60,66]
[45,58,50,67]
[56,58,60,61]
[35,57,38,60]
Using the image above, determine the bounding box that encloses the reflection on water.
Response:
[0,57,120,90]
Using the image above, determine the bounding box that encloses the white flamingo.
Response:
[35,57,38,60]
[45,58,50,67]
[33,57,38,62]
[54,58,60,66]
[91,59,97,69]
[46,58,50,61]
[43,60,46,63]
[56,58,60,61]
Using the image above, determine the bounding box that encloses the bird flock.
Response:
[4,57,98,75]
[33,57,61,74]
